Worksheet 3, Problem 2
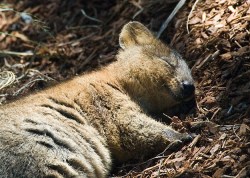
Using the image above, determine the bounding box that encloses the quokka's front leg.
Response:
[112,111,192,162]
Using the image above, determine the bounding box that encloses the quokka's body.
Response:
[0,21,195,178]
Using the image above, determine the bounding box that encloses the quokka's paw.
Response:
[162,128,192,150]
[179,133,193,143]
[165,133,192,151]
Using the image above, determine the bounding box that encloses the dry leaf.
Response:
[202,12,206,23]
[212,168,224,178]
[210,144,220,156]
[239,124,250,136]
[206,122,220,134]
[220,53,232,60]
[221,155,232,162]
[219,133,227,140]
[11,31,30,42]
[235,166,250,178]
[189,17,201,25]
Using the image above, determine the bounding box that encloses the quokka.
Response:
[0,21,195,178]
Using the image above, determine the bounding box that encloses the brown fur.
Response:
[0,21,194,178]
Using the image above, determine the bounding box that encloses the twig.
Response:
[219,124,241,131]
[0,71,16,90]
[163,113,173,120]
[0,50,34,57]
[221,176,235,178]
[81,9,102,23]
[141,153,173,174]
[186,0,200,34]
[66,25,100,30]
[192,50,220,71]
[117,142,178,170]
[0,8,14,12]
[210,107,221,120]
[233,125,241,141]
[57,32,96,47]
[199,50,220,68]
[190,121,210,130]
[226,105,233,115]
[199,152,210,158]
[188,134,201,147]
[234,40,242,48]
[157,159,164,177]
[133,8,144,19]
[13,78,47,96]
[78,48,97,68]
[158,140,182,156]
[234,166,249,178]
[157,0,186,38]
[26,69,55,81]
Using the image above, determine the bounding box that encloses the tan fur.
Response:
[0,21,194,178]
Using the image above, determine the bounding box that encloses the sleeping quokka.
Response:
[0,21,195,178]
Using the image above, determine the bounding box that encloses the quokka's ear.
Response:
[119,21,156,49]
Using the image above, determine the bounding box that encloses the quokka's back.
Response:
[0,21,195,178]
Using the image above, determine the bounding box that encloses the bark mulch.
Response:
[0,0,249,177]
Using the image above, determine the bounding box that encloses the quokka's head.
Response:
[116,21,195,113]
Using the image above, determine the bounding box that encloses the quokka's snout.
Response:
[181,80,195,99]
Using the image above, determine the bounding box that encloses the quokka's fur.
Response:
[0,21,195,178]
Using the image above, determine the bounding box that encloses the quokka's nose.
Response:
[182,81,195,98]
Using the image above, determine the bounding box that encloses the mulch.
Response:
[0,0,249,177]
